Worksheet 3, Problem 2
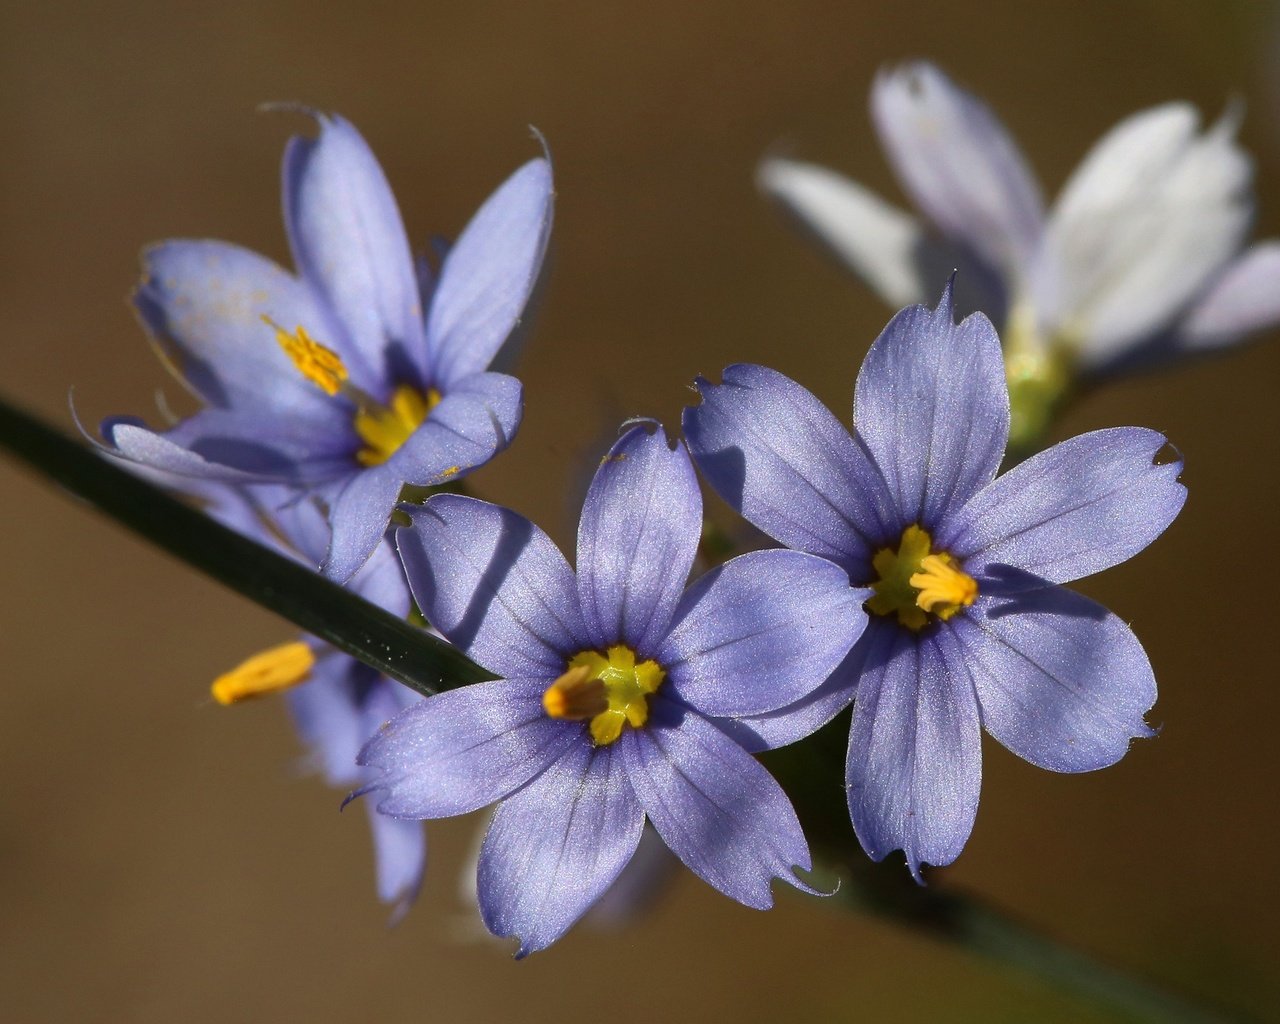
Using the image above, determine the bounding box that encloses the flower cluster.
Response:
[98,83,1222,955]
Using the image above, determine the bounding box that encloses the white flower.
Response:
[761,61,1280,382]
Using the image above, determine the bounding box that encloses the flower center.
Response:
[268,319,439,466]
[866,524,977,631]
[353,385,439,466]
[542,645,666,746]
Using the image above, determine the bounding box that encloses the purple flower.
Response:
[683,283,1187,879]
[103,112,554,581]
[357,423,867,955]
[201,484,427,913]
[761,61,1280,441]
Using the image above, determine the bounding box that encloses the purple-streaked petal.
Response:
[846,621,982,880]
[365,803,427,912]
[320,465,403,582]
[576,423,700,655]
[162,407,355,478]
[945,428,1185,584]
[660,549,867,717]
[385,371,523,487]
[283,113,425,388]
[621,700,815,909]
[357,678,576,818]
[683,363,894,574]
[134,240,347,425]
[853,284,1009,528]
[427,157,554,389]
[956,588,1157,772]
[1162,240,1280,356]
[1036,104,1253,359]
[715,634,865,753]
[397,495,589,677]
[871,62,1044,283]
[102,417,300,482]
[478,740,643,957]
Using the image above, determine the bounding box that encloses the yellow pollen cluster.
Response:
[211,641,315,705]
[866,524,978,631]
[542,645,665,746]
[354,385,440,466]
[269,319,349,396]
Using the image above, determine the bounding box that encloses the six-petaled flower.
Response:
[684,281,1186,878]
[356,423,868,954]
[102,112,553,581]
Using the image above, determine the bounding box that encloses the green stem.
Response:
[0,396,493,697]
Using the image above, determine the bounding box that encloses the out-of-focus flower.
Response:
[761,61,1280,447]
[357,423,867,955]
[684,282,1186,879]
[201,485,426,915]
[103,112,553,581]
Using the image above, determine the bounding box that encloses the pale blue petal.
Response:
[955,589,1157,772]
[397,496,589,677]
[478,740,643,957]
[283,113,425,389]
[134,240,346,425]
[357,678,575,818]
[1102,241,1280,375]
[853,283,1009,528]
[715,635,864,753]
[621,700,815,909]
[683,363,894,574]
[846,621,982,881]
[365,803,427,912]
[102,417,297,482]
[660,549,867,717]
[576,423,700,654]
[427,157,554,388]
[1173,240,1280,353]
[385,371,522,487]
[320,465,403,582]
[871,61,1044,283]
[945,427,1186,584]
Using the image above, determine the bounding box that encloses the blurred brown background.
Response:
[3,1,1278,1021]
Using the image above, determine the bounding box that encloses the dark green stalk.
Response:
[0,396,493,697]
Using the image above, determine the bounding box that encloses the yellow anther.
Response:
[354,385,439,466]
[211,641,314,705]
[543,663,608,720]
[543,645,665,746]
[867,525,978,630]
[266,318,349,396]
[910,554,978,619]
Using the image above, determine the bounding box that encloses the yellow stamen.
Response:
[866,524,978,630]
[267,318,349,396]
[354,385,440,466]
[211,641,314,705]
[542,645,665,746]
[910,554,978,619]
[543,664,608,720]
